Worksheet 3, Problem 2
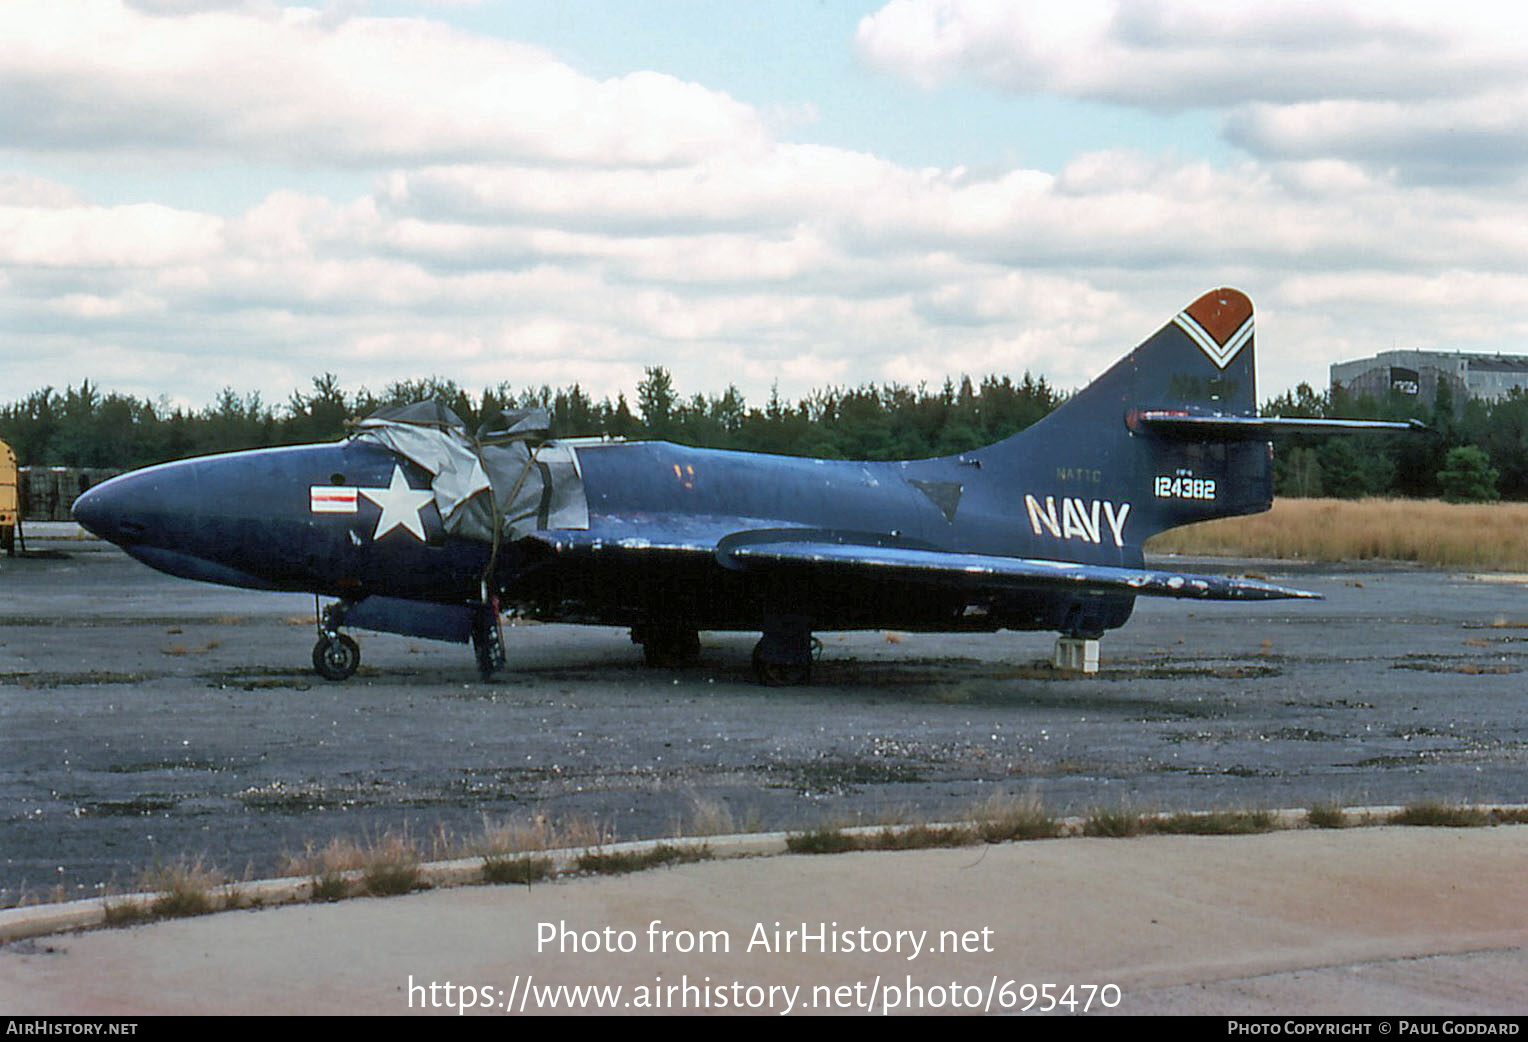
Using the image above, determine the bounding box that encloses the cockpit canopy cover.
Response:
[351,403,588,542]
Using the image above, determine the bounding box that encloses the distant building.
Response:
[1330,350,1528,405]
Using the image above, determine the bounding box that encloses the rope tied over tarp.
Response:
[348,402,589,593]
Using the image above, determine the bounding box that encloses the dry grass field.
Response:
[1144,498,1528,570]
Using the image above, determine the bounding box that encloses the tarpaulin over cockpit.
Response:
[350,402,588,543]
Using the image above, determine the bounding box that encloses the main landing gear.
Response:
[751,614,816,686]
[631,616,817,685]
[472,598,507,681]
[312,601,360,681]
[632,624,702,668]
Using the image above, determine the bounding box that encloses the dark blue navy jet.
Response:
[73,288,1418,684]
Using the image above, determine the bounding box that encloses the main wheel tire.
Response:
[473,633,502,680]
[752,639,811,686]
[472,606,507,681]
[641,628,701,668]
[312,634,360,681]
[757,661,811,686]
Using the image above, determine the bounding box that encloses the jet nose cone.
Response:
[72,475,145,544]
[71,482,107,537]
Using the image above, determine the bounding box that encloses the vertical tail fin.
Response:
[1046,287,1258,426]
[976,288,1272,546]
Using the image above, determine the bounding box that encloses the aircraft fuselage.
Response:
[77,430,1162,636]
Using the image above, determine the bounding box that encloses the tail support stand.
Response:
[1053,636,1100,674]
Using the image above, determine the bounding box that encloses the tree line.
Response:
[1,369,1519,501]
[0,369,1061,471]
[1264,378,1508,501]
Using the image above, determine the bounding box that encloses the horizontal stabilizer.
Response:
[715,531,1320,602]
[1137,412,1428,440]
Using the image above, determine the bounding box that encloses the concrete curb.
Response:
[5,804,1508,944]
[0,831,792,943]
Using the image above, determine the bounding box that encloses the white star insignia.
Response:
[358,465,434,541]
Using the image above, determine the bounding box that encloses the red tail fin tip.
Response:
[1175,287,1253,368]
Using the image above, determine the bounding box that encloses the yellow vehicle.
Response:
[0,437,16,555]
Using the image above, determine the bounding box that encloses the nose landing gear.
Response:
[313,632,361,681]
[312,600,361,681]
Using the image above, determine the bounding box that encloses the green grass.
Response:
[866,824,978,850]
[1306,803,1346,829]
[1083,806,1142,838]
[144,860,222,918]
[100,898,152,926]
[309,872,352,902]
[787,796,1060,855]
[483,855,554,886]
[1143,810,1277,836]
[1389,801,1490,828]
[970,793,1061,842]
[577,843,713,875]
[96,858,228,924]
[362,845,421,896]
[785,828,861,854]
[285,833,420,899]
[151,886,213,918]
[786,824,984,855]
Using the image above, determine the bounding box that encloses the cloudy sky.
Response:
[5,0,1527,414]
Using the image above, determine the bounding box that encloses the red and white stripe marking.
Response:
[309,486,358,514]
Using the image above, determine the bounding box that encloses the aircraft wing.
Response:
[714,529,1320,602]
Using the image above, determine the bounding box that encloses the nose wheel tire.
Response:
[313,634,360,681]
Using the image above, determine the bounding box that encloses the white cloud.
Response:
[856,0,1528,181]
[123,0,260,13]
[2,0,1528,416]
[856,0,1524,105]
[0,172,84,208]
[0,201,222,268]
[1,0,766,167]
[9,132,1528,408]
[1226,93,1528,180]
